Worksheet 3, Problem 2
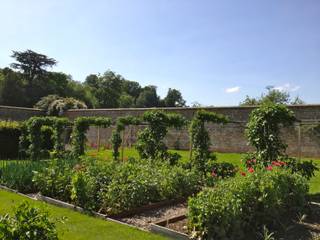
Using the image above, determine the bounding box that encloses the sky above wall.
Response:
[0,0,319,106]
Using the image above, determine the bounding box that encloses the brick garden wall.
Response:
[0,105,44,121]
[1,104,320,157]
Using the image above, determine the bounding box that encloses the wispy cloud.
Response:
[225,86,240,93]
[273,83,300,92]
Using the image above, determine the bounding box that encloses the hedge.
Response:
[0,121,21,159]
[188,169,308,239]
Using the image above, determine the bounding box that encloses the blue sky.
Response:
[1,0,319,106]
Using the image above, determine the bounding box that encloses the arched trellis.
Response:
[20,117,70,160]
[135,110,187,163]
[189,110,229,174]
[71,117,112,157]
[111,116,141,161]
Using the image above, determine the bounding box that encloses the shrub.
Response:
[188,169,308,240]
[0,201,59,240]
[100,160,200,215]
[245,103,295,164]
[0,160,48,193]
[189,110,228,175]
[70,170,95,210]
[0,121,21,159]
[35,94,87,116]
[33,159,75,201]
[71,117,111,156]
[135,110,186,163]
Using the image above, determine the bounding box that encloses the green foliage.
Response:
[35,95,87,116]
[0,160,48,193]
[101,160,200,215]
[188,169,309,240]
[246,103,296,164]
[135,85,160,108]
[33,159,76,202]
[162,88,186,107]
[21,117,70,160]
[111,116,141,161]
[135,111,187,163]
[189,110,229,174]
[284,157,319,180]
[0,201,59,240]
[71,170,95,210]
[71,117,111,156]
[0,121,21,159]
[240,86,305,106]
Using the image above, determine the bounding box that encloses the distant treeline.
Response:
[0,50,186,113]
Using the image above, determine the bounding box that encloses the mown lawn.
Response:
[87,148,320,193]
[0,189,168,240]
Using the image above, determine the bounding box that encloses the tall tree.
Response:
[10,49,57,86]
[0,68,26,107]
[240,86,304,106]
[163,88,186,107]
[136,85,160,108]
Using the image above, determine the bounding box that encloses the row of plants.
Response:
[186,103,318,240]
[188,167,309,239]
[32,156,204,215]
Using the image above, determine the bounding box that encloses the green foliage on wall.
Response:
[71,117,111,156]
[189,110,229,174]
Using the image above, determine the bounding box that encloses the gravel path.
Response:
[119,203,187,230]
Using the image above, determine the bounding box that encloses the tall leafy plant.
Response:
[71,117,111,156]
[136,110,186,163]
[246,103,295,164]
[20,117,69,160]
[189,110,228,174]
[111,116,141,161]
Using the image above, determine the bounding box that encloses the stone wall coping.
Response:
[66,104,320,112]
[0,105,43,112]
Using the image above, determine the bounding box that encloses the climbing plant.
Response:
[71,117,111,156]
[246,103,296,164]
[20,117,70,160]
[111,116,141,161]
[189,110,229,174]
[135,110,187,164]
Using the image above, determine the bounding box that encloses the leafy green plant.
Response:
[189,110,228,175]
[0,160,48,193]
[136,110,187,163]
[188,169,308,240]
[111,116,141,161]
[0,121,21,159]
[20,117,70,160]
[0,201,59,240]
[71,169,95,210]
[33,159,75,201]
[245,103,295,164]
[71,117,111,156]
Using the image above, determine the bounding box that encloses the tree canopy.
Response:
[240,86,305,106]
[0,49,186,109]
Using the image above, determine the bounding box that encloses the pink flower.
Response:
[266,165,273,171]
[248,167,254,173]
[211,170,217,177]
[272,161,281,167]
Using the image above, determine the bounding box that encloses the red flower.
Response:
[266,165,273,171]
[248,167,254,173]
[272,161,281,167]
[240,172,246,176]
[211,170,217,177]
